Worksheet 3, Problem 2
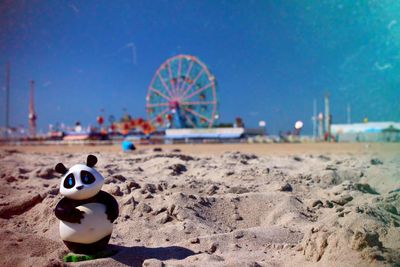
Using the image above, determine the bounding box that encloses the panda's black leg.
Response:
[63,234,112,255]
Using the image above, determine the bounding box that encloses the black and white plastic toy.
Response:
[54,155,119,255]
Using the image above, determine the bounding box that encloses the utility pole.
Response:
[312,98,317,140]
[29,80,37,137]
[347,104,351,124]
[5,62,10,138]
[318,112,324,140]
[324,93,331,141]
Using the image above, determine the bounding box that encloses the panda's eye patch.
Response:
[81,170,95,185]
[63,174,75,189]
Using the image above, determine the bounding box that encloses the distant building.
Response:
[331,122,400,142]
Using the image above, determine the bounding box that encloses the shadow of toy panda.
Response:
[110,244,196,266]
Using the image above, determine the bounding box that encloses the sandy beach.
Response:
[0,143,399,266]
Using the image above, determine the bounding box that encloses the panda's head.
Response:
[55,155,104,200]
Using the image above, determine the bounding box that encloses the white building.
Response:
[331,122,400,142]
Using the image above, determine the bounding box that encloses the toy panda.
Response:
[54,155,119,255]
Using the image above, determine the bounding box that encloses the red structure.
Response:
[5,62,10,134]
[97,116,104,125]
[29,80,37,137]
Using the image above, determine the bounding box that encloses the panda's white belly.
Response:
[60,203,113,244]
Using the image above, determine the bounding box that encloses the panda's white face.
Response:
[60,164,104,200]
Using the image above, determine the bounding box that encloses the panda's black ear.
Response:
[55,163,68,174]
[86,155,97,168]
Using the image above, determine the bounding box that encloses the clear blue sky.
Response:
[1,0,399,134]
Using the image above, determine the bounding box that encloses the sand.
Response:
[0,143,399,266]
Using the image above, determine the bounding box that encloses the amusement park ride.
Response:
[89,55,220,139]
[146,55,218,129]
[6,55,245,141]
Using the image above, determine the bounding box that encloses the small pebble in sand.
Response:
[47,188,59,196]
[331,194,353,206]
[225,171,235,176]
[279,183,293,192]
[126,181,141,191]
[228,186,249,194]
[6,176,17,182]
[158,213,171,224]
[232,213,243,221]
[325,165,337,171]
[111,184,124,196]
[336,207,344,213]
[234,231,244,239]
[169,164,187,175]
[144,193,154,199]
[318,155,331,161]
[134,167,144,172]
[311,200,323,208]
[143,183,157,194]
[152,207,167,215]
[293,156,303,162]
[208,242,218,254]
[370,158,383,165]
[139,203,153,213]
[113,174,127,182]
[323,200,334,208]
[206,185,219,195]
[190,237,200,244]
[36,167,56,179]
[124,197,139,209]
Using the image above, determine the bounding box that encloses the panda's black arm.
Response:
[54,197,84,223]
[95,191,119,223]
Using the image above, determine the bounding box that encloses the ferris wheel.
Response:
[146,55,218,128]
